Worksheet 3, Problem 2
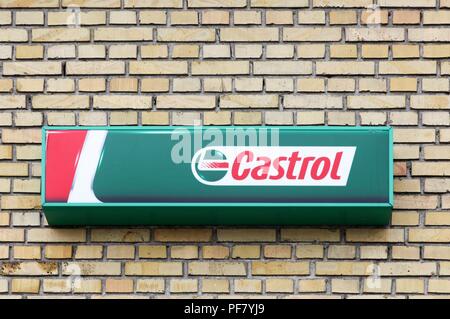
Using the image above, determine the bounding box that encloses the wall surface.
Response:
[0,0,450,298]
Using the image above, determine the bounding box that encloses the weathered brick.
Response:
[252,261,309,275]
[154,229,212,242]
[125,262,183,276]
[217,229,276,242]
[189,262,246,276]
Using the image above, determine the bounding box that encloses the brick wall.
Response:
[0,0,449,298]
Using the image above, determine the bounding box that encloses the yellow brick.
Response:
[94,96,151,109]
[235,44,262,58]
[13,179,40,193]
[47,44,76,59]
[136,279,164,293]
[317,262,372,276]
[265,111,294,125]
[141,111,169,125]
[170,11,198,25]
[314,0,372,7]
[172,44,199,58]
[328,245,356,259]
[267,10,294,24]
[266,279,294,293]
[361,44,389,58]
[17,79,44,92]
[13,246,41,260]
[141,78,169,92]
[203,279,229,293]
[264,245,291,258]
[202,10,229,24]
[110,11,136,24]
[67,61,124,75]
[409,229,450,242]
[12,279,40,293]
[331,278,359,294]
[173,78,201,92]
[45,245,72,259]
[204,111,231,125]
[125,262,183,276]
[154,229,212,242]
[141,45,168,58]
[91,229,149,242]
[74,245,102,259]
[390,78,417,92]
[78,45,106,59]
[299,279,326,293]
[394,178,420,193]
[394,195,438,209]
[28,229,85,243]
[284,27,341,41]
[330,44,357,58]
[393,129,435,143]
[0,11,11,25]
[220,95,278,108]
[252,262,309,275]
[380,61,436,75]
[107,246,135,259]
[221,27,277,41]
[424,245,450,260]
[296,244,324,258]
[412,162,450,176]
[360,112,387,125]
[192,61,249,75]
[110,111,138,125]
[393,44,420,58]
[378,262,436,276]
[46,112,76,125]
[157,28,215,41]
[422,79,449,92]
[202,246,229,259]
[171,246,198,259]
[62,262,120,276]
[0,28,28,42]
[130,61,187,75]
[32,28,90,42]
[74,279,102,294]
[48,11,106,26]
[47,79,75,93]
[330,10,357,24]
[328,112,355,125]
[392,246,420,260]
[172,112,201,125]
[423,44,450,58]
[43,279,70,293]
[190,0,246,7]
[189,262,246,276]
[281,229,340,242]
[363,279,392,293]
[106,279,133,293]
[296,111,325,125]
[409,28,450,42]
[94,28,152,41]
[16,45,44,59]
[234,111,262,125]
[346,28,404,41]
[3,62,61,76]
[360,246,388,259]
[170,279,198,293]
[109,44,137,59]
[232,245,261,259]
[157,95,215,109]
[396,279,424,294]
[218,229,275,242]
[33,95,89,109]
[1,262,57,276]
[411,95,450,109]
[62,0,121,7]
[317,61,374,75]
[110,78,138,92]
[255,61,311,75]
[266,78,294,92]
[79,78,106,92]
[234,279,261,293]
[0,163,28,177]
[137,245,166,259]
[1,195,41,209]
[360,78,386,92]
[390,112,418,125]
[0,79,13,92]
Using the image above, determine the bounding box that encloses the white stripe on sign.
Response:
[68,130,107,203]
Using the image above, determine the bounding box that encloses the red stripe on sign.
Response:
[45,130,87,202]
[201,161,229,169]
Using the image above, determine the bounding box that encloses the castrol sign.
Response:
[42,126,393,226]
[192,147,356,186]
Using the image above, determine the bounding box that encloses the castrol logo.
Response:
[191,146,356,186]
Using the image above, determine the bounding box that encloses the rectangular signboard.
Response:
[42,126,393,226]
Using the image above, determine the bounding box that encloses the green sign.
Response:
[42,126,393,226]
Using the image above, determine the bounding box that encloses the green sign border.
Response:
[41,126,393,226]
